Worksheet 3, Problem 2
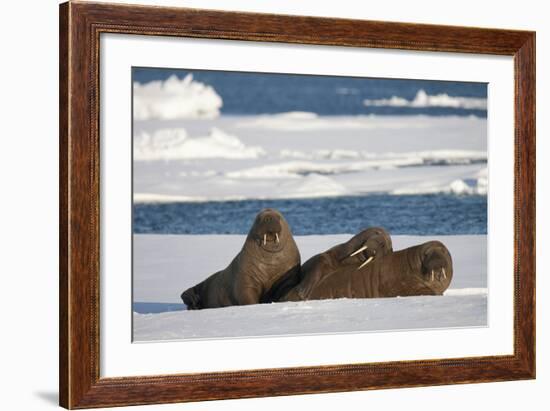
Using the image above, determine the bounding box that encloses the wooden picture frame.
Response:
[59,1,535,408]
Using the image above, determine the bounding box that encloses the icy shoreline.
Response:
[133,234,487,341]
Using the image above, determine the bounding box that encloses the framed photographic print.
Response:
[59,1,535,409]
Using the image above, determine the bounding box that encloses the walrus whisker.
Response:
[275,233,279,244]
[263,234,267,246]
[349,245,368,257]
[357,256,374,270]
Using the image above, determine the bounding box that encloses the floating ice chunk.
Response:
[275,111,319,119]
[134,74,223,120]
[134,127,265,160]
[392,174,487,196]
[363,89,487,110]
[449,179,472,195]
[476,168,488,195]
[365,95,410,107]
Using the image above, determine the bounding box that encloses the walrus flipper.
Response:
[282,254,332,301]
[260,264,301,303]
[181,283,203,310]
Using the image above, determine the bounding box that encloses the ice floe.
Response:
[364,89,487,110]
[134,74,223,120]
[134,127,265,160]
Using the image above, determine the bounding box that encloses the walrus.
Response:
[278,227,393,302]
[281,240,452,301]
[181,208,300,309]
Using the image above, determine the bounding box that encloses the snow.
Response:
[134,127,265,161]
[133,74,223,120]
[390,169,487,195]
[133,115,487,202]
[133,295,486,341]
[280,148,486,162]
[259,173,349,199]
[134,164,487,203]
[133,234,487,341]
[233,111,415,131]
[444,288,487,296]
[234,111,482,131]
[363,89,487,110]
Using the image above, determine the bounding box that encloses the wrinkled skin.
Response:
[282,240,452,301]
[181,208,301,309]
[278,227,393,302]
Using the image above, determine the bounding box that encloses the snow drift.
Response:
[391,167,487,196]
[134,127,265,160]
[133,74,223,120]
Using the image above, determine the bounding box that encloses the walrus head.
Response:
[338,227,393,270]
[414,240,453,294]
[377,240,453,296]
[247,208,290,253]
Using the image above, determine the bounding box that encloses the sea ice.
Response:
[133,234,487,341]
[363,89,487,110]
[134,74,223,120]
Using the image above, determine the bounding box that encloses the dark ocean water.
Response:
[133,67,487,118]
[133,302,185,314]
[133,194,487,236]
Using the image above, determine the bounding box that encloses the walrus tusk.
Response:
[350,245,368,257]
[431,270,435,281]
[275,233,279,243]
[442,267,446,279]
[263,234,267,246]
[357,256,374,270]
